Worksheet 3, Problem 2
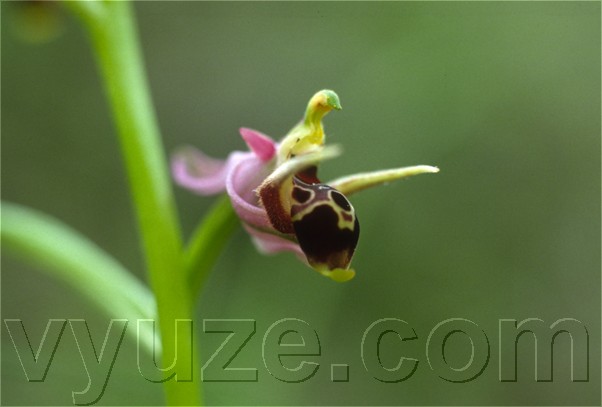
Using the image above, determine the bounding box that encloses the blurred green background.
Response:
[2,2,600,405]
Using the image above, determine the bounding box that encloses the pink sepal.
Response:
[243,224,305,261]
[171,147,240,195]
[239,127,276,162]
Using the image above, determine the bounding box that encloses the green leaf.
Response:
[1,202,157,354]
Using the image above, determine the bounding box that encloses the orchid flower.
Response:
[172,90,439,282]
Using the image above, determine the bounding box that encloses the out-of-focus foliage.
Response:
[2,2,599,405]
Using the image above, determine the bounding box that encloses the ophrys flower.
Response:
[172,90,438,282]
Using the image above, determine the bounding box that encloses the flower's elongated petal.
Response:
[328,165,440,196]
[257,145,342,234]
[172,147,242,195]
[239,128,276,162]
[225,153,273,229]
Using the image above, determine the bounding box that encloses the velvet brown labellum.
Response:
[290,176,360,271]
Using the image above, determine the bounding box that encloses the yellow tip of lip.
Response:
[319,268,356,283]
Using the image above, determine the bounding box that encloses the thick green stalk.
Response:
[68,2,201,405]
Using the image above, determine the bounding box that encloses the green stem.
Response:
[185,195,239,300]
[68,2,201,405]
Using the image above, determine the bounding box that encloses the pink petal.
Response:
[172,147,242,195]
[242,224,305,261]
[239,128,276,162]
[225,153,274,228]
[173,138,306,264]
[223,150,308,263]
